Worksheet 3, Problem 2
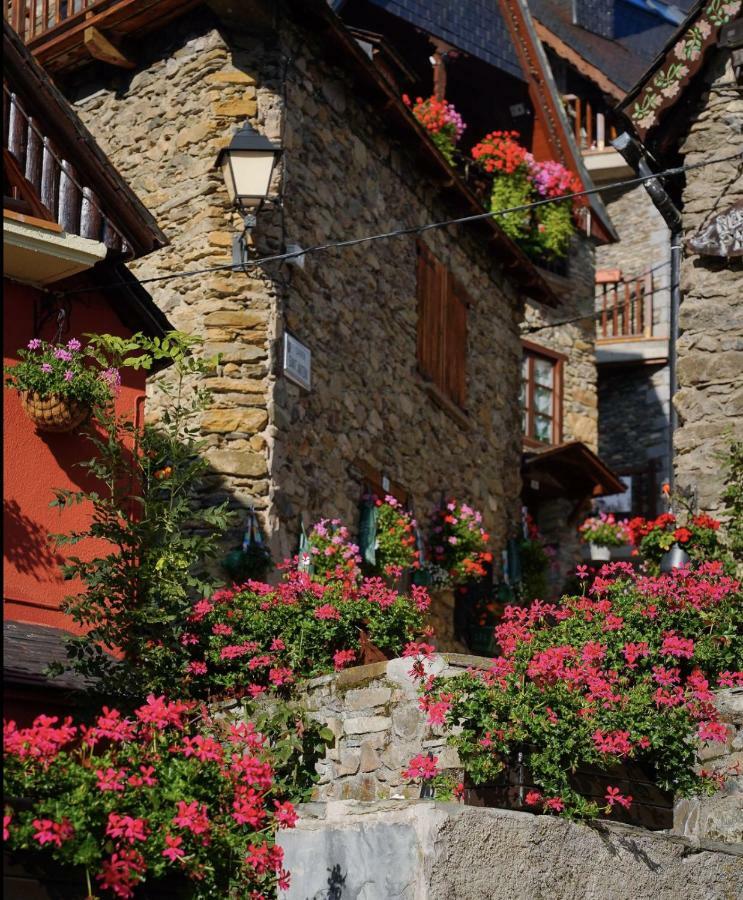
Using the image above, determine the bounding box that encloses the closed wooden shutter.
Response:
[416,242,468,409]
[445,286,467,408]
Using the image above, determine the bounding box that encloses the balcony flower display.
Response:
[471,131,583,260]
[628,512,724,573]
[430,500,492,586]
[579,513,632,556]
[416,559,742,819]
[403,94,466,164]
[305,518,362,583]
[371,494,420,578]
[4,338,119,432]
[3,700,295,898]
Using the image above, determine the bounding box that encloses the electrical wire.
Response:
[53,150,743,298]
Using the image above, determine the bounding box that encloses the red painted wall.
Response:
[3,278,147,632]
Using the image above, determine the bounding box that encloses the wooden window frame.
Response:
[521,339,564,448]
[416,241,469,413]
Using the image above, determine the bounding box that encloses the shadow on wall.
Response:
[3,498,65,581]
[307,864,347,900]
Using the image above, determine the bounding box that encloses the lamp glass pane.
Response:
[228,150,276,206]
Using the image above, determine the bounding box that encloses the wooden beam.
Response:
[533,20,625,101]
[83,25,134,68]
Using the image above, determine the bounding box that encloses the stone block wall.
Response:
[278,800,743,900]
[293,654,479,802]
[674,687,743,847]
[674,53,743,515]
[65,0,527,571]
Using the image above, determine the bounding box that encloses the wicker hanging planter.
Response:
[20,391,90,433]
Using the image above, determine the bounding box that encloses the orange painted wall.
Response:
[3,278,147,632]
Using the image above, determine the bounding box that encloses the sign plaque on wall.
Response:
[283,332,311,390]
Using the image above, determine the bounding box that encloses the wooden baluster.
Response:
[8,94,26,171]
[40,136,59,220]
[575,97,583,149]
[80,186,102,241]
[645,272,654,337]
[58,159,81,233]
[596,112,605,151]
[24,117,43,196]
[623,281,631,337]
[612,284,618,337]
[41,0,49,33]
[601,285,608,338]
[586,100,593,149]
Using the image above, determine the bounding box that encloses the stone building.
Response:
[616,0,743,517]
[9,0,623,605]
[530,0,703,520]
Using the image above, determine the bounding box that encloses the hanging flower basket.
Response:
[20,391,90,433]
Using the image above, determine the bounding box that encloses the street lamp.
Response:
[215,122,282,267]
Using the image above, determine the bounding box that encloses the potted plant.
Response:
[4,337,117,432]
[579,512,631,561]
[430,500,492,587]
[627,511,724,573]
[402,94,466,164]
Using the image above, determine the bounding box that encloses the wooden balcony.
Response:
[4,0,197,72]
[4,83,130,253]
[562,94,618,152]
[596,269,653,341]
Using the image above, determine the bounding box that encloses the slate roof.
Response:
[529,0,698,92]
[336,0,524,80]
[4,621,90,691]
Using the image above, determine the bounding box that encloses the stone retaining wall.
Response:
[278,800,743,900]
[284,657,742,844]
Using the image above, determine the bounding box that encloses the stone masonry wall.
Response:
[674,53,743,515]
[279,656,742,845]
[278,800,743,900]
[66,0,526,569]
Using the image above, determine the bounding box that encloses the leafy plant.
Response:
[3,697,298,898]
[48,332,234,702]
[579,512,631,548]
[417,560,742,820]
[430,500,491,586]
[402,94,466,164]
[167,570,432,698]
[5,337,119,407]
[369,495,419,579]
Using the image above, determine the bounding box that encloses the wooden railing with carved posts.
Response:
[3,84,130,253]
[4,0,123,44]
[562,94,618,152]
[596,269,654,340]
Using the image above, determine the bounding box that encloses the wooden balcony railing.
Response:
[596,269,654,340]
[562,94,618,152]
[4,0,107,43]
[3,83,130,253]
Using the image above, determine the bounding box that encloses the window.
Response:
[416,242,468,409]
[521,341,563,446]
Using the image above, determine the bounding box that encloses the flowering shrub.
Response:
[430,500,491,586]
[306,519,362,584]
[471,131,582,260]
[371,495,419,578]
[403,94,466,163]
[579,512,632,548]
[628,512,724,572]
[418,561,742,819]
[4,337,119,408]
[176,570,432,696]
[3,698,297,898]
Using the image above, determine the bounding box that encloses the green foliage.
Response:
[489,171,533,244]
[48,332,234,702]
[534,199,576,260]
[369,496,419,578]
[422,560,742,819]
[4,699,298,898]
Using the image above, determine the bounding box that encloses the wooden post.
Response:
[586,100,593,149]
[40,137,59,219]
[80,186,102,241]
[24,117,43,193]
[601,285,607,338]
[7,94,26,169]
[58,159,81,233]
[596,113,605,151]
[623,282,631,337]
